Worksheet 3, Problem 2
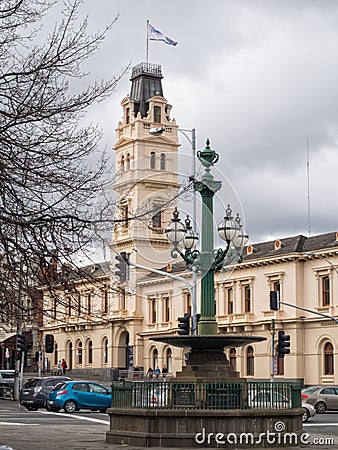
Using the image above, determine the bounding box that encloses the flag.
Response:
[148,23,177,46]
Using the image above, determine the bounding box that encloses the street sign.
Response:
[273,355,278,375]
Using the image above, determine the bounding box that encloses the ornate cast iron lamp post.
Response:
[165,139,248,335]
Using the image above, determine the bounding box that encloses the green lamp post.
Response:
[165,139,249,335]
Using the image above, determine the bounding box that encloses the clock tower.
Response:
[112,61,180,282]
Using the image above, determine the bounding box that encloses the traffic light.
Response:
[270,291,280,311]
[178,313,190,335]
[16,333,27,352]
[277,330,290,357]
[45,334,54,353]
[115,252,128,283]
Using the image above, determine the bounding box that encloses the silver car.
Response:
[302,385,338,413]
[301,401,316,422]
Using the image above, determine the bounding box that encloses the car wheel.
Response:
[64,400,77,413]
[315,401,326,414]
[99,409,107,413]
[302,409,310,422]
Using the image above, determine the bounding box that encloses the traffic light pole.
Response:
[270,319,275,382]
[279,300,338,324]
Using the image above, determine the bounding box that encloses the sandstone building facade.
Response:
[41,63,338,386]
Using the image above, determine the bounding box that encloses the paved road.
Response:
[0,399,337,450]
[0,399,112,450]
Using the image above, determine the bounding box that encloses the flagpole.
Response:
[146,20,149,64]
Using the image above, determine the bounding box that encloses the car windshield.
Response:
[53,382,68,391]
[22,379,41,389]
[51,382,65,392]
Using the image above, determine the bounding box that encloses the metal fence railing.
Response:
[111,380,301,411]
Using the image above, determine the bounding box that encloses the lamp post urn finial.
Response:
[197,139,219,169]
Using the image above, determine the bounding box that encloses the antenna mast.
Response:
[307,137,311,237]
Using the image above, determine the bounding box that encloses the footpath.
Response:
[0,397,334,450]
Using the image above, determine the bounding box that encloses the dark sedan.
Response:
[19,376,71,411]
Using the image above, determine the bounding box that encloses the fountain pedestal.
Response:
[106,334,304,448]
[153,335,265,382]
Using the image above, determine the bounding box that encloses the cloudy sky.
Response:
[76,0,338,244]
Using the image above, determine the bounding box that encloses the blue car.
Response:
[47,381,112,413]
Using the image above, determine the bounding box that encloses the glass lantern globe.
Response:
[218,205,241,242]
[183,216,199,250]
[231,213,249,248]
[165,207,187,246]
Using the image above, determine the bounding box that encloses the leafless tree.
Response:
[0,0,129,321]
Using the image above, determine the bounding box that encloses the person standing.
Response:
[57,360,62,375]
[154,366,160,379]
[61,358,67,374]
[162,365,168,379]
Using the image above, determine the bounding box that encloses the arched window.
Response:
[150,151,156,169]
[246,346,254,376]
[324,342,334,375]
[126,153,131,170]
[103,338,108,364]
[153,348,159,370]
[88,340,93,365]
[68,341,73,370]
[121,155,125,172]
[160,153,166,170]
[126,107,130,124]
[166,348,172,373]
[77,341,83,365]
[230,348,236,371]
[54,343,58,366]
[152,208,162,228]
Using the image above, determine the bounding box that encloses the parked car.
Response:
[0,370,16,388]
[301,402,316,422]
[248,390,291,408]
[19,376,71,411]
[47,380,112,413]
[133,383,169,408]
[302,385,338,413]
[249,390,314,422]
